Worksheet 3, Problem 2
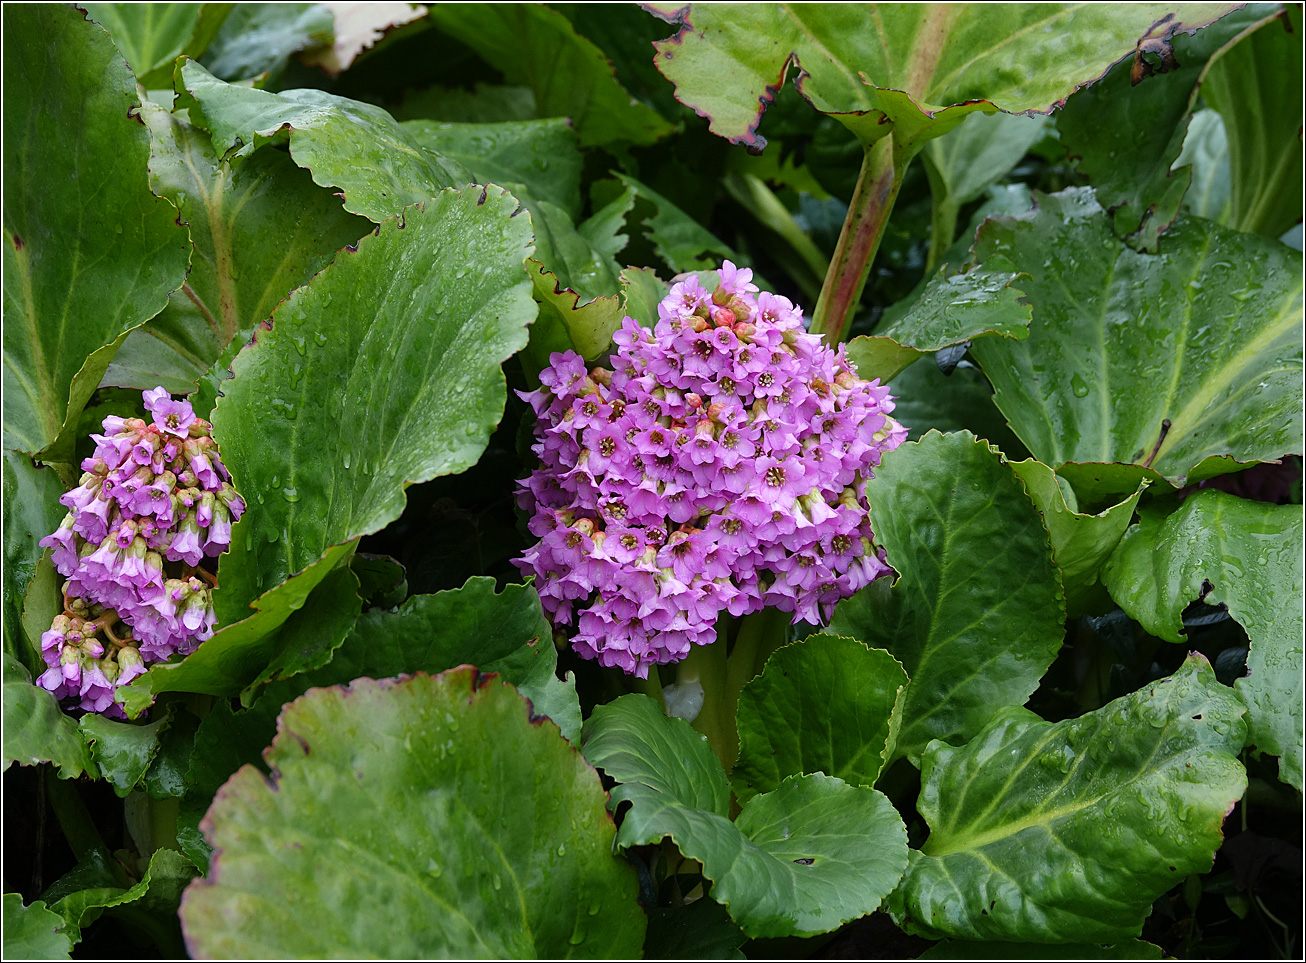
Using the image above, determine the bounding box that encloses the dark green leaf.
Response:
[644,898,746,961]
[176,60,468,220]
[830,431,1064,764]
[403,117,583,221]
[889,654,1247,942]
[649,3,1239,159]
[181,670,645,958]
[582,695,907,938]
[885,356,1030,459]
[3,452,65,670]
[617,173,741,275]
[141,705,201,799]
[48,848,196,935]
[103,95,371,395]
[348,553,407,609]
[120,543,354,717]
[209,185,535,619]
[85,2,232,87]
[2,653,97,779]
[1202,5,1304,237]
[1009,459,1146,617]
[968,188,1303,486]
[732,635,907,802]
[78,711,168,797]
[1103,491,1304,789]
[427,4,673,149]
[2,4,189,461]
[1055,6,1273,249]
[847,263,1032,381]
[2,894,73,961]
[258,578,579,742]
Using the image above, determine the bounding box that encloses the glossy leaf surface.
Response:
[428,4,673,148]
[968,189,1303,486]
[200,2,334,81]
[1202,5,1304,237]
[2,452,65,668]
[85,2,231,87]
[582,695,907,938]
[1,895,73,961]
[2,654,97,780]
[732,635,907,802]
[1103,491,1304,789]
[2,4,189,460]
[650,4,1238,156]
[181,670,644,958]
[1010,459,1146,616]
[830,431,1064,763]
[1055,6,1273,249]
[890,655,1247,942]
[176,60,467,220]
[208,186,534,620]
[104,96,370,395]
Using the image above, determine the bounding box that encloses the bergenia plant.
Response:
[3,3,1301,961]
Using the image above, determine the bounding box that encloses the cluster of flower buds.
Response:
[37,387,244,716]
[515,262,906,678]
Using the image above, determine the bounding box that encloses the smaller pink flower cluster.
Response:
[36,387,244,715]
[514,263,906,678]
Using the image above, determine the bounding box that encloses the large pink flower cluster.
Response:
[515,263,906,678]
[37,387,244,715]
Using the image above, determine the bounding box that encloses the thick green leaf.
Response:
[3,452,65,669]
[523,261,625,379]
[141,705,201,799]
[85,2,232,87]
[47,848,196,938]
[922,112,1047,257]
[78,712,168,797]
[103,96,371,395]
[1202,5,1304,237]
[2,895,73,961]
[649,4,1239,157]
[181,670,644,958]
[1010,459,1146,616]
[884,354,1030,459]
[239,565,361,703]
[119,542,354,717]
[427,4,673,148]
[921,939,1163,959]
[732,635,907,802]
[530,198,631,303]
[582,695,908,938]
[1103,491,1304,789]
[968,188,1304,487]
[619,266,670,328]
[185,578,580,828]
[890,654,1247,942]
[200,2,333,81]
[255,577,580,741]
[209,185,535,621]
[403,117,583,221]
[1055,6,1274,249]
[176,60,467,220]
[847,264,1031,381]
[2,653,97,779]
[2,4,189,460]
[829,431,1064,764]
[617,173,742,275]
[348,552,407,610]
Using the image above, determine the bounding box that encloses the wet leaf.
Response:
[968,188,1303,488]
[2,4,189,461]
[181,670,644,958]
[1103,490,1304,789]
[889,655,1247,942]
